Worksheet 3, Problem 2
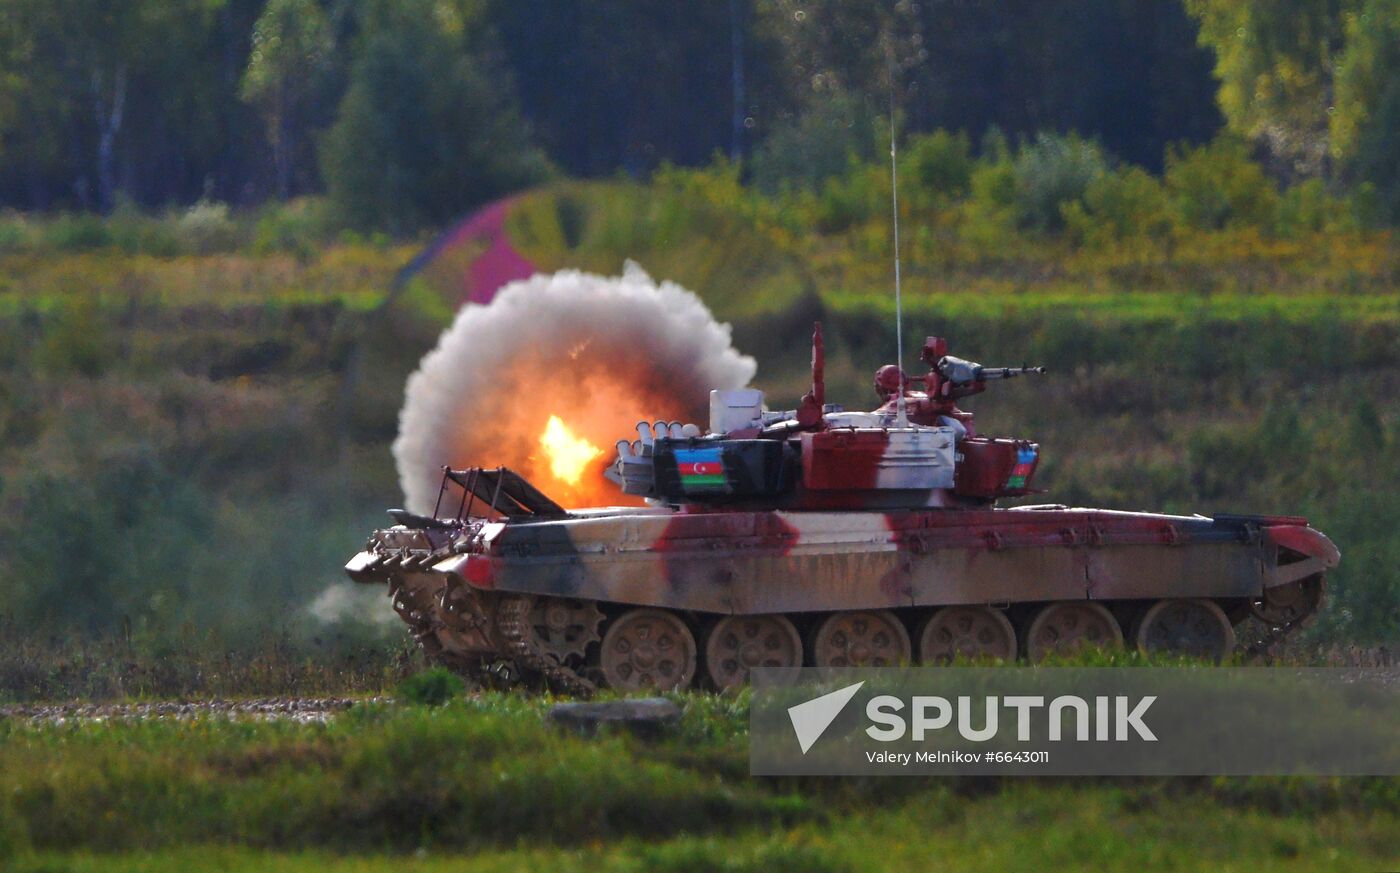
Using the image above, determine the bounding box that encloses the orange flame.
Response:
[435,350,699,509]
[539,415,604,486]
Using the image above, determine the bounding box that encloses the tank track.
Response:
[403,582,1326,691]
[492,595,598,696]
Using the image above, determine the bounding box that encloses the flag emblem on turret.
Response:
[675,448,727,491]
[1006,445,1038,490]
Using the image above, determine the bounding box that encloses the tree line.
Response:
[0,0,1395,231]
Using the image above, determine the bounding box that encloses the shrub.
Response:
[1064,165,1175,246]
[813,160,887,233]
[105,200,181,256]
[177,200,240,254]
[33,301,115,377]
[902,129,974,206]
[44,213,111,251]
[396,666,466,706]
[1013,132,1108,232]
[1274,178,1355,237]
[749,91,882,195]
[958,155,1018,249]
[0,212,36,252]
[0,453,213,636]
[253,197,335,258]
[1164,137,1278,231]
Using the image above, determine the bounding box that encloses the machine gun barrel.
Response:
[978,365,1047,380]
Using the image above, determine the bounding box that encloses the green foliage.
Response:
[813,160,888,234]
[46,213,112,251]
[241,0,335,198]
[902,130,974,206]
[396,667,466,706]
[0,0,239,210]
[252,197,338,258]
[321,0,552,232]
[176,200,240,254]
[749,91,883,195]
[1185,0,1400,225]
[508,177,808,320]
[1012,132,1109,232]
[1164,137,1278,230]
[1,453,212,634]
[1185,0,1351,177]
[1274,178,1355,236]
[627,840,850,873]
[957,155,1018,249]
[1064,165,1174,246]
[1333,0,1400,223]
[33,300,115,377]
[0,796,30,862]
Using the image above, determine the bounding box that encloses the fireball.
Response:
[539,415,603,486]
[394,265,756,513]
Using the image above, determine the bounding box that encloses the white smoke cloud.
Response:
[308,582,400,627]
[394,263,757,513]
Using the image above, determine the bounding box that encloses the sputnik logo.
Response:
[787,681,864,754]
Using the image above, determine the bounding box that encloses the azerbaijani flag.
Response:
[675,447,727,491]
[1005,445,1038,490]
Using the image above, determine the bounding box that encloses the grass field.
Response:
[1,690,1397,871]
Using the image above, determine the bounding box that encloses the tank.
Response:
[346,324,1339,692]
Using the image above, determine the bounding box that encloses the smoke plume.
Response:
[394,263,757,513]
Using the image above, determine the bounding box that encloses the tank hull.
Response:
[358,507,1331,611]
[347,505,1338,689]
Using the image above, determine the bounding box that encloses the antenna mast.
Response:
[888,45,908,426]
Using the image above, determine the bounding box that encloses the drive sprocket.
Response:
[495,594,598,696]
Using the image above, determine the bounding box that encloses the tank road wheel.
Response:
[599,609,698,692]
[526,597,604,662]
[811,610,912,669]
[1135,599,1235,663]
[704,615,804,689]
[918,606,1018,664]
[1025,602,1123,662]
[1250,577,1325,627]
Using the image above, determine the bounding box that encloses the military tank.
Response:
[347,325,1338,693]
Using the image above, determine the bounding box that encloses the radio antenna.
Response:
[888,45,908,427]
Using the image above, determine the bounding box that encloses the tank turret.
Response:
[612,323,1044,509]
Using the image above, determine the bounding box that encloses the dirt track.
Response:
[0,697,382,724]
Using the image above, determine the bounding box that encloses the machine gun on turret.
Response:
[935,354,1047,385]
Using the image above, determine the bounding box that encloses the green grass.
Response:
[0,694,803,856]
[13,794,1400,871]
[1,695,1396,871]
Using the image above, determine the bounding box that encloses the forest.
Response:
[1,0,1398,228]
